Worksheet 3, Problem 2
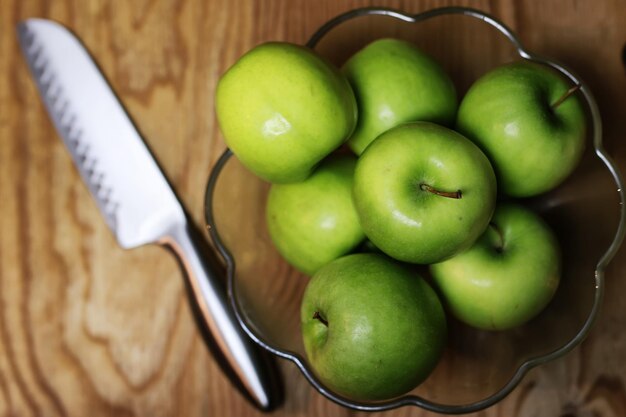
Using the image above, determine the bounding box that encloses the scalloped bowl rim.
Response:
[204,6,626,414]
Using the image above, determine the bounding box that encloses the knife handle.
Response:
[164,221,282,411]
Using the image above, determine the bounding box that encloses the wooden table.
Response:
[1,0,626,416]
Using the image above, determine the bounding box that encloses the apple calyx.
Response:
[420,183,462,199]
[312,311,329,327]
[489,222,505,253]
[551,84,581,110]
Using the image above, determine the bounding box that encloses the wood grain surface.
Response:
[1,0,626,416]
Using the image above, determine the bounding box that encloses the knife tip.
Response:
[15,21,38,57]
[16,19,78,51]
[15,21,30,39]
[15,19,44,46]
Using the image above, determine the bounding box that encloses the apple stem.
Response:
[312,311,328,327]
[420,183,462,199]
[551,84,581,110]
[489,222,505,253]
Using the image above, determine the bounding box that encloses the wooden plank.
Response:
[0,0,625,416]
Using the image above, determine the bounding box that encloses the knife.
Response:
[17,19,280,411]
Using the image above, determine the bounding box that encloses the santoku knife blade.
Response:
[17,18,280,411]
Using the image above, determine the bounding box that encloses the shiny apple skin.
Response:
[342,38,457,155]
[266,155,364,275]
[353,122,497,264]
[456,61,586,197]
[430,203,560,330]
[301,253,447,401]
[216,42,357,183]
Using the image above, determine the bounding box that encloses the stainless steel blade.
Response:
[17,18,183,249]
[17,19,280,410]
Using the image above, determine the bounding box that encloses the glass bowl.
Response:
[204,7,626,414]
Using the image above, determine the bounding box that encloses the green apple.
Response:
[342,38,457,155]
[266,155,365,275]
[216,42,357,183]
[301,253,446,401]
[353,122,497,264]
[456,61,586,197]
[430,203,560,330]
